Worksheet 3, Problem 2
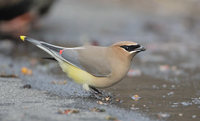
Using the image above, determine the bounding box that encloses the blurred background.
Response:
[0,0,200,121]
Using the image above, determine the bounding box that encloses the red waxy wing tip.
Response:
[59,49,64,55]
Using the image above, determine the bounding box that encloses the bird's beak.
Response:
[135,46,146,52]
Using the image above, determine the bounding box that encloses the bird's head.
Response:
[111,41,146,58]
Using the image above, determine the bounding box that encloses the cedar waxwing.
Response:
[20,36,145,93]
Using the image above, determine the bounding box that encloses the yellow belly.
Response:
[59,61,94,85]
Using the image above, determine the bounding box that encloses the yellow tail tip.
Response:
[20,36,26,41]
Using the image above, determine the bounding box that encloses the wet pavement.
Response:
[1,0,200,121]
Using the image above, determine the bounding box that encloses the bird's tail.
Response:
[20,36,64,61]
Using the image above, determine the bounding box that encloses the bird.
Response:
[0,0,55,38]
[20,36,145,93]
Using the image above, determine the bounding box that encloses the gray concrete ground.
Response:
[0,54,152,121]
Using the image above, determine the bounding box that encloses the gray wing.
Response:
[21,36,110,76]
[60,46,111,77]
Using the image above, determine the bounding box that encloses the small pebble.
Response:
[105,115,117,120]
[105,97,110,101]
[22,84,31,89]
[96,101,107,105]
[21,67,32,75]
[159,65,170,72]
[58,109,79,114]
[181,102,192,106]
[158,112,170,118]
[0,74,18,78]
[115,98,120,102]
[51,80,67,85]
[127,69,141,77]
[178,113,183,117]
[131,95,141,101]
[171,85,176,89]
[152,85,159,89]
[130,104,139,110]
[171,104,178,108]
[192,115,196,118]
[162,84,167,88]
[167,91,174,96]
[90,107,105,112]
[192,97,200,104]
[97,101,103,105]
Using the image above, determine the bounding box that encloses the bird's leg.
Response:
[82,84,102,97]
[89,85,102,95]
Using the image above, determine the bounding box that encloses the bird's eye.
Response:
[120,45,140,52]
[123,46,130,51]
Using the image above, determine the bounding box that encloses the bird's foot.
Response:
[83,84,112,102]
[88,86,113,102]
[89,85,103,95]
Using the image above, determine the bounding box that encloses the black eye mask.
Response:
[120,45,141,52]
